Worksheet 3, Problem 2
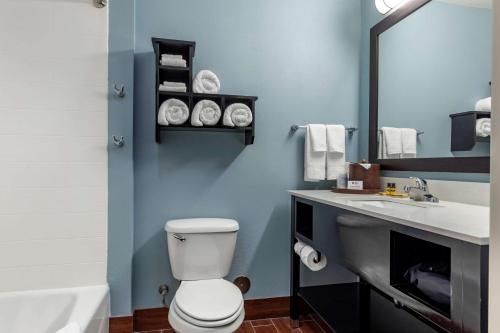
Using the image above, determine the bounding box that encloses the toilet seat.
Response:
[175,279,243,322]
[168,279,244,332]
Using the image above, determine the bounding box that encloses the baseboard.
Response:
[110,296,293,332]
[109,316,133,333]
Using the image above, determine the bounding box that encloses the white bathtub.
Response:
[0,285,109,333]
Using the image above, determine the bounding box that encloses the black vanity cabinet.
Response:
[290,196,488,333]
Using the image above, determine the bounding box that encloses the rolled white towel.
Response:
[223,103,253,127]
[193,70,221,94]
[157,98,189,126]
[191,100,221,127]
[476,118,491,137]
[475,97,491,112]
[55,322,81,333]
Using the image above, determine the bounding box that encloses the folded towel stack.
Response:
[193,70,221,94]
[304,124,346,182]
[159,81,187,93]
[157,98,189,126]
[476,118,491,137]
[160,54,187,67]
[191,100,222,126]
[474,97,491,112]
[223,103,253,127]
[378,127,417,159]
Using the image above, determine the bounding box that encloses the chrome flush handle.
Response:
[172,234,186,242]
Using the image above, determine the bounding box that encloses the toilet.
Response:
[165,218,244,333]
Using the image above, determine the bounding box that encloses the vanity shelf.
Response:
[152,38,258,145]
[449,111,490,151]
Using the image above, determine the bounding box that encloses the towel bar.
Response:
[290,125,358,134]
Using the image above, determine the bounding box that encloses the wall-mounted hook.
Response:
[112,135,125,148]
[93,0,107,8]
[113,84,126,98]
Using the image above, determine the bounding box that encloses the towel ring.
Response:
[112,135,125,148]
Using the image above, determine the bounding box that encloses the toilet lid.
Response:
[175,279,243,322]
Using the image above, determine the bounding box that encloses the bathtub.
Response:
[0,284,109,333]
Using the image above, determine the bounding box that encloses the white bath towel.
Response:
[474,97,491,112]
[157,98,189,126]
[159,81,187,93]
[325,125,345,180]
[476,118,491,137]
[326,125,345,153]
[304,125,326,182]
[223,103,253,127]
[401,128,417,158]
[55,322,81,333]
[160,57,187,67]
[191,100,221,126]
[193,70,221,94]
[378,127,402,159]
[161,53,183,60]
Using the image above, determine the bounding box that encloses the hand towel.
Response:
[308,124,327,152]
[157,98,189,126]
[193,70,221,94]
[381,127,402,155]
[476,118,491,137]
[163,81,186,88]
[304,125,326,182]
[474,97,491,112]
[55,323,81,333]
[401,128,417,158]
[160,58,187,67]
[326,124,345,153]
[223,103,253,127]
[161,53,183,60]
[191,100,221,126]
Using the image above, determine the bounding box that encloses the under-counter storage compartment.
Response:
[390,232,451,318]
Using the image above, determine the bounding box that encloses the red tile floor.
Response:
[136,316,331,333]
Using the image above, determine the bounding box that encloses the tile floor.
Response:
[136,316,331,333]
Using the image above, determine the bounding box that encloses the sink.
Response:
[344,197,441,209]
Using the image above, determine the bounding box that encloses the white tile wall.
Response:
[0,0,108,292]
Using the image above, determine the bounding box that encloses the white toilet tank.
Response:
[165,218,239,281]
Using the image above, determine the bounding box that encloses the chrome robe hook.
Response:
[112,135,125,148]
[113,84,126,98]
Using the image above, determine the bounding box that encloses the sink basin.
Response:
[344,197,441,209]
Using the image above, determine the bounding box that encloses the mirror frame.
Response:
[369,0,490,173]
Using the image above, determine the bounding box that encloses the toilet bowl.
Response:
[165,218,243,333]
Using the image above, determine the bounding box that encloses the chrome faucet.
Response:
[404,177,439,203]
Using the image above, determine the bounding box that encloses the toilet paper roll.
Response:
[294,241,306,256]
[300,246,327,272]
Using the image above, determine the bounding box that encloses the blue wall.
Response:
[108,0,135,316]
[378,1,491,158]
[358,0,490,182]
[132,0,362,309]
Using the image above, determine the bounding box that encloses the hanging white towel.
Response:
[474,97,491,112]
[378,127,403,159]
[308,124,327,152]
[325,125,345,180]
[476,118,491,137]
[304,125,326,182]
[191,100,221,126]
[223,103,253,127]
[55,323,81,333]
[193,70,221,94]
[401,128,417,158]
[157,98,189,126]
[326,125,345,153]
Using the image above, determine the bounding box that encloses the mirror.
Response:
[370,0,491,172]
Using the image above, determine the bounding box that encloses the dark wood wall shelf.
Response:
[152,38,258,145]
[449,111,490,151]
